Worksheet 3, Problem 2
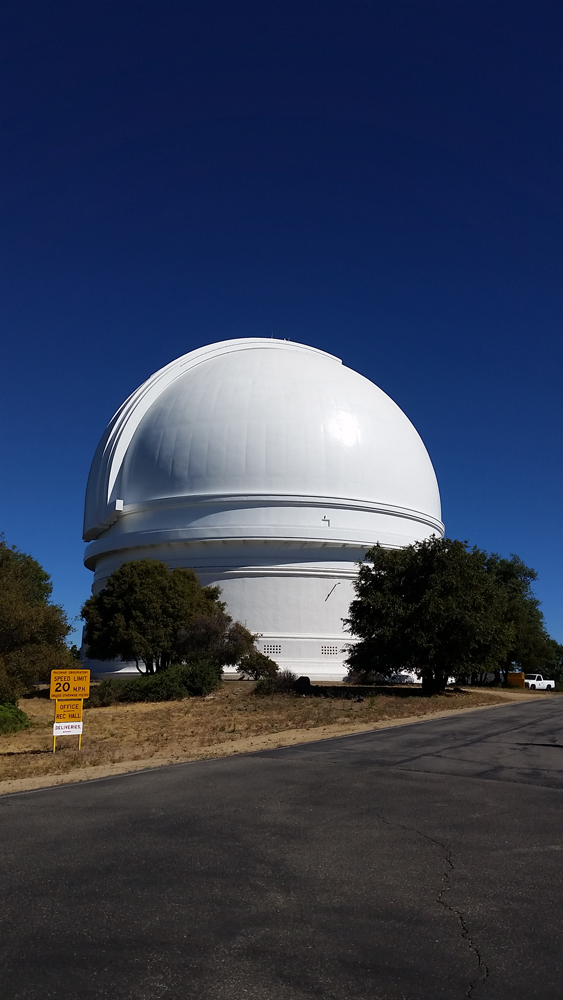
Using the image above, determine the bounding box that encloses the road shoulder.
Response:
[0,689,540,796]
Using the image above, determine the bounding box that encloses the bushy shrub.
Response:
[275,668,299,692]
[180,659,222,696]
[346,669,388,685]
[254,669,297,696]
[253,676,276,696]
[0,702,31,735]
[85,660,221,707]
[238,650,279,680]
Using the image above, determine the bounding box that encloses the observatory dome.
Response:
[83,339,443,679]
[84,338,441,534]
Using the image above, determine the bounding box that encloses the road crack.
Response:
[374,811,489,998]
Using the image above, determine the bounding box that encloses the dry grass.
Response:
[0,682,516,793]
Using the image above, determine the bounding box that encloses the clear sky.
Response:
[1,1,562,643]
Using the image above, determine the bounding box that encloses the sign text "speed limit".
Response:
[49,670,90,699]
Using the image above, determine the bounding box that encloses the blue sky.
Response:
[1,0,562,642]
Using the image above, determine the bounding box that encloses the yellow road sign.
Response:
[50,670,90,700]
[54,700,83,722]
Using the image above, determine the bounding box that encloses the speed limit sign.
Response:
[50,670,90,752]
[49,670,90,699]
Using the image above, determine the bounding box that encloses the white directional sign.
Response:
[53,721,83,736]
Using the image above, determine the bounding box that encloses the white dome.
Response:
[83,338,443,682]
[84,338,441,537]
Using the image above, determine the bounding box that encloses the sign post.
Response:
[50,670,90,752]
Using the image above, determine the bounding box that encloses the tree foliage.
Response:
[478,554,552,683]
[82,560,227,672]
[238,649,279,680]
[544,638,563,683]
[82,559,266,675]
[0,537,71,702]
[345,537,552,694]
[175,614,256,668]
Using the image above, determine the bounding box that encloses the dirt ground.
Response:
[0,683,541,796]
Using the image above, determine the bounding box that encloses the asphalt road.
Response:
[1,698,562,1000]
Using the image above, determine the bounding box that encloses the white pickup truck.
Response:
[524,673,555,691]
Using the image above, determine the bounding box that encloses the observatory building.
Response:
[83,338,443,679]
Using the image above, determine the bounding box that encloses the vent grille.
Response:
[321,645,339,655]
[263,644,282,655]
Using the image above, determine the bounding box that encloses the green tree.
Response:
[484,554,551,683]
[0,537,71,702]
[82,559,225,673]
[345,537,512,694]
[543,638,563,683]
[175,613,256,668]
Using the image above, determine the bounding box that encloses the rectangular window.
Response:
[263,644,282,655]
[321,645,339,655]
